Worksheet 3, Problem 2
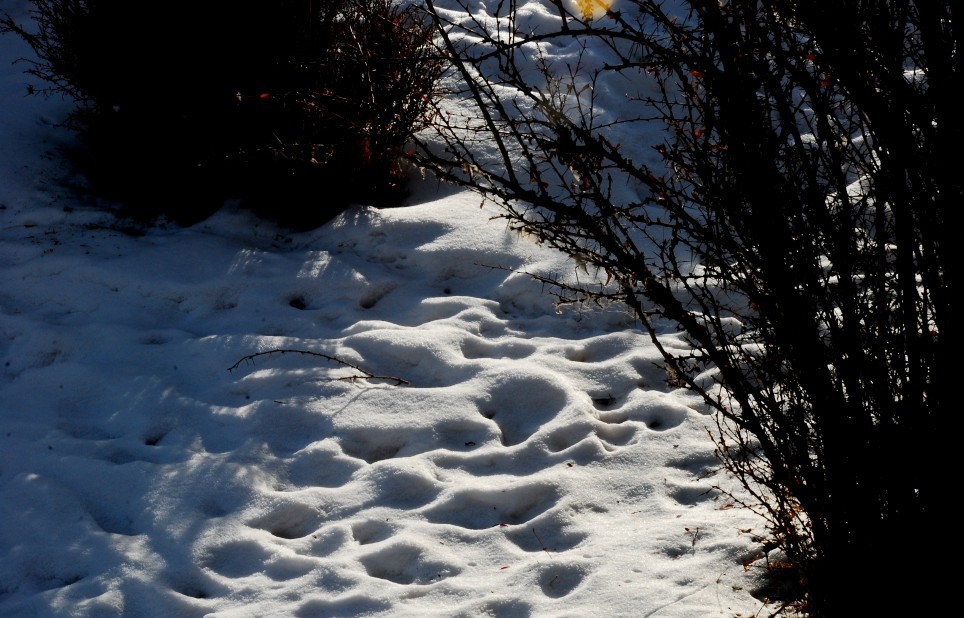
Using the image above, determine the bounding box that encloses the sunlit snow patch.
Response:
[570,0,616,20]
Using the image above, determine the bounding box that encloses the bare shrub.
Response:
[413,1,955,614]
[1,0,443,227]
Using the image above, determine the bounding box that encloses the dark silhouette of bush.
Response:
[1,0,442,228]
[414,1,955,615]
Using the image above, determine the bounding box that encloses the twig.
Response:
[227,348,409,386]
[532,527,553,559]
[685,526,701,547]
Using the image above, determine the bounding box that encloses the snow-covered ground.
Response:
[0,1,770,615]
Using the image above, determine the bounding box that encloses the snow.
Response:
[0,1,770,615]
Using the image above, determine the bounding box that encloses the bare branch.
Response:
[227,348,409,386]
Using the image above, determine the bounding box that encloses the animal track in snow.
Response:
[542,419,596,453]
[358,281,397,309]
[336,431,408,464]
[264,554,317,581]
[667,482,721,506]
[476,598,534,617]
[460,336,537,360]
[360,461,444,510]
[359,541,460,585]
[634,402,688,431]
[666,450,720,476]
[294,595,391,618]
[504,511,588,554]
[335,416,498,466]
[475,370,571,447]
[537,563,589,598]
[593,421,638,447]
[287,442,364,488]
[248,500,322,539]
[351,519,395,545]
[593,392,690,433]
[200,540,273,578]
[422,482,559,530]
[304,525,353,558]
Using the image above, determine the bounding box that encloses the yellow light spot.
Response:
[571,0,614,20]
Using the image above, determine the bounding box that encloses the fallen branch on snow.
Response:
[227,348,409,386]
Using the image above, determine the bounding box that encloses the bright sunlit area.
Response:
[1,1,951,616]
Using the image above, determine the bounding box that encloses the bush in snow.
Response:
[413,1,956,615]
[1,0,442,227]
